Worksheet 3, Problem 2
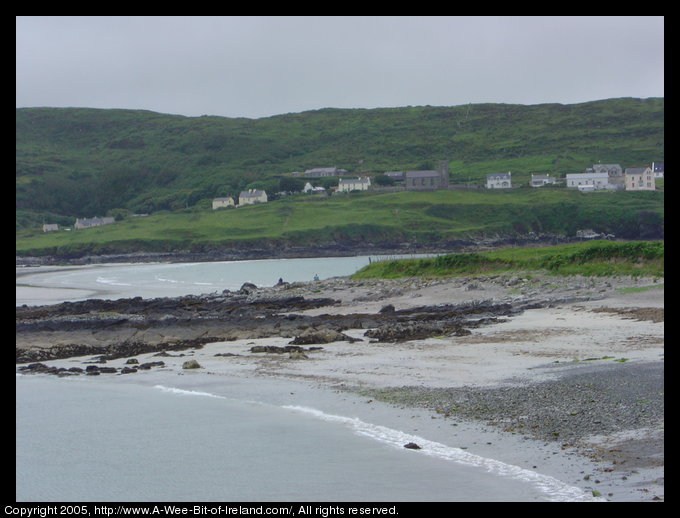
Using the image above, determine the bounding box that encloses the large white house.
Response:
[238,189,268,206]
[624,167,656,191]
[566,172,612,191]
[338,177,371,192]
[486,172,512,189]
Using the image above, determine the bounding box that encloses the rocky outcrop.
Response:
[16,287,532,366]
[288,328,360,345]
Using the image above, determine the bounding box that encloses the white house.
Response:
[624,167,656,191]
[212,197,235,209]
[486,172,512,189]
[530,174,556,187]
[652,162,664,178]
[42,223,59,232]
[303,182,326,193]
[238,189,268,206]
[566,172,611,190]
[338,177,371,192]
[74,216,115,229]
[304,167,348,177]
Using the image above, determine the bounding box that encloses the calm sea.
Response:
[16,373,600,502]
[16,256,412,306]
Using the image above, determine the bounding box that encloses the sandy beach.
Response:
[16,273,664,502]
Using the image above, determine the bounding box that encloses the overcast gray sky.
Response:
[16,16,664,119]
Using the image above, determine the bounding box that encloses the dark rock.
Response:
[250,345,305,354]
[379,304,396,313]
[138,361,165,369]
[238,282,258,294]
[364,321,470,342]
[289,328,359,345]
[403,442,422,450]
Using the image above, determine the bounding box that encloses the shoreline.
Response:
[14,233,590,267]
[16,273,664,501]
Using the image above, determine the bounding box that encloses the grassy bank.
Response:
[351,240,664,279]
[15,188,663,257]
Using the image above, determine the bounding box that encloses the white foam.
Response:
[283,405,604,502]
[153,385,226,399]
[95,276,131,286]
[154,276,180,284]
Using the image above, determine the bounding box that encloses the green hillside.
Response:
[16,188,664,258]
[16,98,664,229]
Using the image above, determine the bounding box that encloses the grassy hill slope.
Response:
[16,188,664,258]
[17,98,664,228]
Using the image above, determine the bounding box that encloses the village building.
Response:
[486,172,512,189]
[304,167,348,177]
[238,189,268,206]
[592,164,623,177]
[42,223,59,232]
[303,182,326,193]
[212,197,235,209]
[383,171,405,182]
[530,174,556,187]
[338,177,371,192]
[566,172,612,191]
[624,166,656,191]
[652,161,664,178]
[74,216,115,229]
[404,161,449,190]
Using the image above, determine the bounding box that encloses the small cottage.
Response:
[303,182,326,193]
[652,162,664,178]
[212,197,235,209]
[74,216,115,229]
[530,174,555,187]
[42,223,59,232]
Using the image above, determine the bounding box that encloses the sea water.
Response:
[16,256,415,306]
[16,374,601,502]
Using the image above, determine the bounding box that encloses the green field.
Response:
[16,188,664,257]
[351,240,665,279]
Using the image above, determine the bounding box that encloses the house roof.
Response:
[339,177,370,185]
[405,170,439,178]
[566,172,608,178]
[239,189,266,198]
[624,167,651,175]
[486,172,511,179]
